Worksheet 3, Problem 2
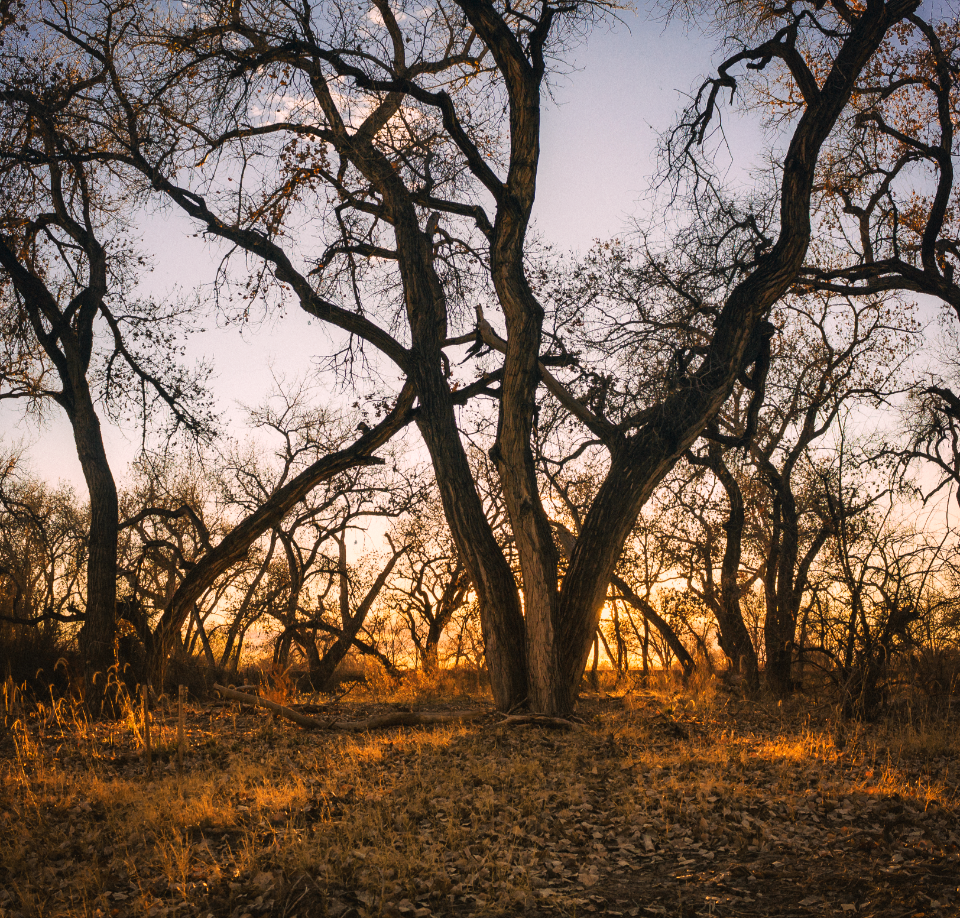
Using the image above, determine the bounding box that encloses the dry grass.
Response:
[1,677,958,918]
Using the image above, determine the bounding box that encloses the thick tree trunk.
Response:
[372,147,530,710]
[292,630,323,674]
[763,477,799,697]
[68,383,119,707]
[413,382,529,709]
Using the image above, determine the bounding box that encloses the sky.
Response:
[2,9,749,496]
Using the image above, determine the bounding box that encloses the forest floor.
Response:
[1,675,958,918]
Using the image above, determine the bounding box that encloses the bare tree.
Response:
[746,294,914,694]
[24,0,924,713]
[0,23,215,694]
[801,12,960,316]
[0,451,86,653]
[118,380,417,681]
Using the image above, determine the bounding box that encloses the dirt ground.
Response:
[1,683,957,918]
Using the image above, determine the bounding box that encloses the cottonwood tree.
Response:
[233,465,415,689]
[815,482,952,715]
[117,451,228,676]
[695,293,915,695]
[799,9,960,500]
[666,449,766,691]
[118,381,417,681]
[533,408,696,679]
[36,0,925,712]
[0,34,214,694]
[217,387,418,687]
[0,7,418,700]
[802,11,959,314]
[548,272,914,693]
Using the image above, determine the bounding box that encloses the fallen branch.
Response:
[213,683,487,731]
[334,709,488,731]
[499,714,582,730]
[215,683,332,728]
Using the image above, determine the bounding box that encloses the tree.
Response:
[748,294,914,694]
[536,423,696,680]
[32,0,925,713]
[802,12,959,316]
[674,290,915,695]
[0,26,213,694]
[816,487,952,716]
[221,406,418,690]
[118,380,417,682]
[671,446,765,691]
[117,450,228,677]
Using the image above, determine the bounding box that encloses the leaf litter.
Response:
[1,687,958,917]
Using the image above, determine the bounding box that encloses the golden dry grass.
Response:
[1,678,958,918]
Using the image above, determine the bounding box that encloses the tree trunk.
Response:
[759,456,834,697]
[68,383,119,708]
[697,444,761,693]
[413,400,529,708]
[423,623,442,675]
[311,629,361,690]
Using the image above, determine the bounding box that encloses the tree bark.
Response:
[69,381,120,701]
